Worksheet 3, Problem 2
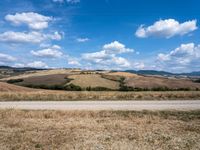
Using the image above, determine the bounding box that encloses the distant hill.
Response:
[0,66,45,72]
[181,71,200,76]
[0,66,46,79]
[125,70,200,77]
[125,70,174,76]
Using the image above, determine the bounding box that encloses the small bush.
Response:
[194,79,200,83]
[64,84,82,91]
[90,86,112,91]
[7,79,23,84]
[23,84,65,90]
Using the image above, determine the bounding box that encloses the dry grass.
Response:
[67,74,120,89]
[106,71,138,77]
[0,82,36,92]
[0,109,199,150]
[0,91,200,101]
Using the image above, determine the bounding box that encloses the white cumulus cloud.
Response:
[27,61,48,68]
[0,31,62,44]
[136,19,197,38]
[14,61,48,68]
[157,43,200,72]
[68,59,81,66]
[5,12,52,30]
[0,53,16,62]
[103,41,134,54]
[31,45,63,58]
[82,41,133,68]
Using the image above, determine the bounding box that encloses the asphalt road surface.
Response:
[0,100,200,111]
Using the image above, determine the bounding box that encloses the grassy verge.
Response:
[0,109,199,150]
[0,91,200,101]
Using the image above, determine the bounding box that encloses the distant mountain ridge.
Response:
[125,70,200,76]
[1,66,200,76]
[0,66,45,71]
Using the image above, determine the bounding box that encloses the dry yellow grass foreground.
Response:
[0,91,200,101]
[0,109,199,150]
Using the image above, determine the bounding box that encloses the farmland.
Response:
[1,69,200,91]
[0,68,200,101]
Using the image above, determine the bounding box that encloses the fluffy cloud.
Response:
[68,59,81,66]
[111,57,131,67]
[15,61,48,68]
[133,62,145,69]
[76,38,89,43]
[103,41,134,54]
[136,19,197,38]
[0,31,62,44]
[14,61,48,68]
[31,45,63,58]
[27,61,48,68]
[0,53,16,63]
[82,41,133,68]
[157,43,200,71]
[5,12,52,30]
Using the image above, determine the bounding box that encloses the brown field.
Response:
[125,76,200,89]
[0,69,76,81]
[100,72,200,90]
[0,109,199,150]
[124,75,200,90]
[67,74,120,89]
[0,90,200,101]
[16,74,68,86]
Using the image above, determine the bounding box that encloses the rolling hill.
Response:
[0,66,200,91]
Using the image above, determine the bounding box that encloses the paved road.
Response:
[0,100,200,110]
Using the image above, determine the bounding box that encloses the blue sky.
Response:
[0,0,199,72]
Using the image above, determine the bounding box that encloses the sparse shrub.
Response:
[7,79,23,84]
[35,143,42,149]
[64,84,82,91]
[194,79,200,83]
[151,87,170,91]
[86,86,92,91]
[64,76,73,83]
[90,86,112,91]
[23,84,65,90]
